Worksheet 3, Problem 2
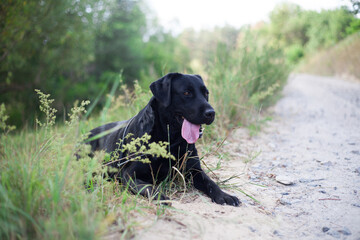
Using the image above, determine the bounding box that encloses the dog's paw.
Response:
[212,192,241,207]
[154,193,172,206]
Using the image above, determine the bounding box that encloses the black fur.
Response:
[87,73,240,206]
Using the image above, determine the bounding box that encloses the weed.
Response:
[34,89,57,129]
[244,151,262,164]
[0,104,16,135]
[66,100,91,126]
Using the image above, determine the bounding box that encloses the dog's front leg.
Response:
[186,155,240,206]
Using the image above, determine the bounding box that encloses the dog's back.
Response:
[88,120,128,153]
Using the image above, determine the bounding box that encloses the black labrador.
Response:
[87,73,240,206]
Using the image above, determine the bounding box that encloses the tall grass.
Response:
[204,30,290,140]
[0,90,145,239]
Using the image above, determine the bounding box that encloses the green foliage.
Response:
[267,3,357,63]
[285,44,305,64]
[204,30,290,139]
[346,18,360,35]
[94,0,147,85]
[0,0,193,128]
[269,3,308,47]
[0,0,104,126]
[305,8,354,51]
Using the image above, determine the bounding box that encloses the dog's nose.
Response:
[204,109,215,120]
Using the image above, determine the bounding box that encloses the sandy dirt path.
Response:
[132,74,360,240]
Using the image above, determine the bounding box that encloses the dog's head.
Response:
[150,73,215,143]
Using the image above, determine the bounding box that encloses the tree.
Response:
[94,0,147,85]
[346,0,360,15]
[269,3,307,47]
[0,0,103,126]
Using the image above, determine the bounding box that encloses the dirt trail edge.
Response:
[133,74,360,240]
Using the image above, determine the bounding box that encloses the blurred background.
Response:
[1,0,359,128]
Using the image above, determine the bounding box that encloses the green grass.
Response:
[0,119,142,239]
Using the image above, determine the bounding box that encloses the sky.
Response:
[145,0,349,33]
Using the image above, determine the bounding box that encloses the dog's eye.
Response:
[183,91,190,96]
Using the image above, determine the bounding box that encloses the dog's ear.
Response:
[150,73,180,107]
[194,74,203,80]
[194,74,205,83]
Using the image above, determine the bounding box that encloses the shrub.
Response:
[204,30,290,139]
[285,44,305,64]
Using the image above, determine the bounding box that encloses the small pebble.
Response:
[279,199,292,205]
[309,184,321,187]
[276,175,295,185]
[338,227,351,236]
[351,203,360,208]
[322,161,333,167]
[322,227,330,232]
[291,199,301,204]
[327,229,341,238]
[248,226,257,232]
[273,230,281,236]
[351,150,360,155]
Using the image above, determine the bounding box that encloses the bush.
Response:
[346,18,360,35]
[285,44,305,64]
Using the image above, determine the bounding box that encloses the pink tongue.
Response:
[181,119,200,144]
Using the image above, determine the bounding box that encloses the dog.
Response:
[87,73,240,206]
